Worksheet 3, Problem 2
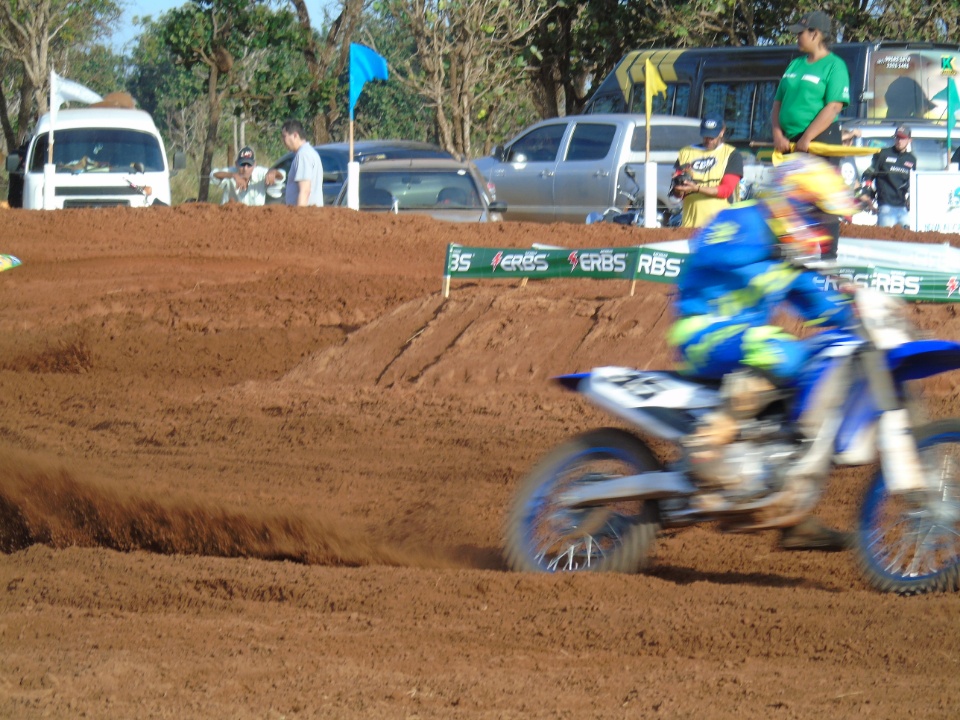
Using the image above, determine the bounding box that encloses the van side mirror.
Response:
[488,200,507,213]
[172,151,187,172]
[493,144,506,162]
[5,153,21,173]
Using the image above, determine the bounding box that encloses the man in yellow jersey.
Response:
[670,113,744,228]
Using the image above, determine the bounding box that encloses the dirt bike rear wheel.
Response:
[855,419,960,595]
[503,428,661,573]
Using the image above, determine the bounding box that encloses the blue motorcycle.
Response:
[504,286,960,595]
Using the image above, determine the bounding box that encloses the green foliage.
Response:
[127,15,206,139]
[66,44,127,95]
[0,0,123,146]
[352,13,439,142]
[10,0,960,182]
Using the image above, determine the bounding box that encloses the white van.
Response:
[6,107,185,209]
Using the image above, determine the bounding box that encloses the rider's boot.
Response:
[778,515,851,551]
[723,369,778,420]
[683,370,777,497]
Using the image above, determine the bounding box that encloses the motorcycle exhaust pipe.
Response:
[558,471,695,508]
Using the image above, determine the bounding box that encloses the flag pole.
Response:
[346,43,389,211]
[44,69,57,210]
[347,72,358,210]
[643,58,667,228]
[948,78,957,164]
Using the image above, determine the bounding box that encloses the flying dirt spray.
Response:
[0,449,458,569]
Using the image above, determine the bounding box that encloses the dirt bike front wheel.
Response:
[503,428,661,573]
[855,419,960,595]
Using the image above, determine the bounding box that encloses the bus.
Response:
[584,42,960,160]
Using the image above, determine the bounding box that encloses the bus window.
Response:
[701,82,757,142]
[627,83,691,116]
[587,93,626,114]
[702,80,781,144]
[751,81,778,143]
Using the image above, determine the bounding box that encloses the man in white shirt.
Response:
[210,146,283,206]
[280,120,324,207]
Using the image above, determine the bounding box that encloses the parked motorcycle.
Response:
[504,284,960,595]
[585,166,681,228]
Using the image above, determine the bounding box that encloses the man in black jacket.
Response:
[860,125,916,228]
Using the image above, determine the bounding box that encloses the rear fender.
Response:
[554,372,589,392]
[888,340,960,383]
[552,367,719,440]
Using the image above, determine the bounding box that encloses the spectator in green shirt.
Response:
[771,11,850,154]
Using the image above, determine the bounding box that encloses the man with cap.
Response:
[772,10,850,154]
[860,125,916,228]
[210,146,284,206]
[670,113,744,228]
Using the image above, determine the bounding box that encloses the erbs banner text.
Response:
[444,244,960,302]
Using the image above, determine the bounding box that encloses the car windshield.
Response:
[355,169,482,209]
[31,128,165,173]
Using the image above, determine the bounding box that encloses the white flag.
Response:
[49,70,102,127]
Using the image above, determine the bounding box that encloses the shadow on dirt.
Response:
[649,564,837,592]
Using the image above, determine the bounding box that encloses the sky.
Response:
[111,1,333,52]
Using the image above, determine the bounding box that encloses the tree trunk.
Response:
[290,0,363,144]
[198,64,221,203]
[15,75,35,146]
[0,81,16,152]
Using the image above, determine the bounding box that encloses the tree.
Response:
[289,0,367,144]
[527,1,663,118]
[128,14,208,160]
[0,0,120,151]
[831,0,960,43]
[378,0,555,159]
[160,0,302,202]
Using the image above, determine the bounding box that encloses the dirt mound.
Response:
[1,205,959,719]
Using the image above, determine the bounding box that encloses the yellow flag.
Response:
[771,142,879,165]
[644,58,668,122]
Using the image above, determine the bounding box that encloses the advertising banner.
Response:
[443,241,960,302]
[910,171,960,233]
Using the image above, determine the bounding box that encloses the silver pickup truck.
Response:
[473,113,702,224]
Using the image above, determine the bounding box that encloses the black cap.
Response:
[894,125,911,139]
[237,146,255,166]
[700,113,724,138]
[787,10,832,34]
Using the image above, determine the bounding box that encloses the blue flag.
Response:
[349,43,389,120]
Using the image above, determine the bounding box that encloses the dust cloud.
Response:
[0,448,458,569]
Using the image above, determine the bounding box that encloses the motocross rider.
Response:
[668,154,923,551]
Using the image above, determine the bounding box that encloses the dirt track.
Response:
[0,205,958,719]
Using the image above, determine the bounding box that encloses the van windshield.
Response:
[30,128,165,173]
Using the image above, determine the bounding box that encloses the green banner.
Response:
[445,245,635,280]
[444,245,688,283]
[443,245,960,303]
[815,266,960,303]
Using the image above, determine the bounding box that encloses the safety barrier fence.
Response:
[442,240,960,303]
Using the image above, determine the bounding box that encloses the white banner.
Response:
[910,170,960,234]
